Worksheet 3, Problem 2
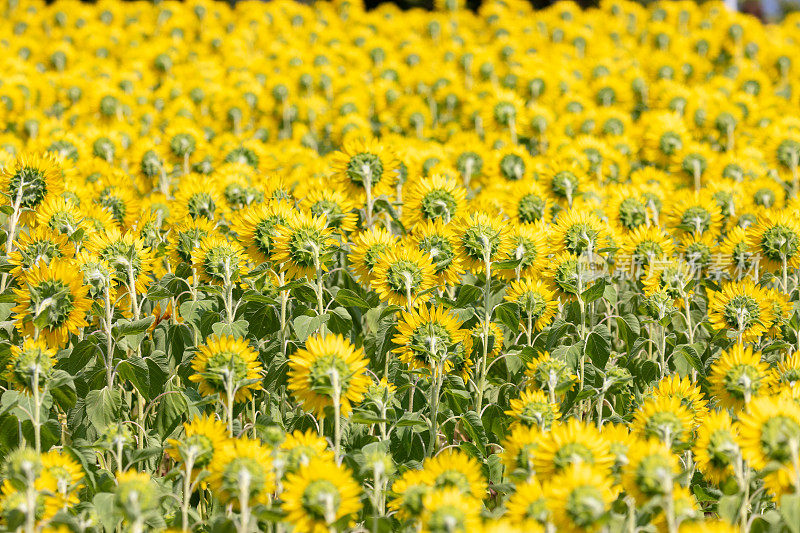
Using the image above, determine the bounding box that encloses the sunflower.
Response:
[0,153,63,212]
[331,137,398,200]
[33,195,86,240]
[707,280,774,343]
[618,225,675,275]
[622,438,681,504]
[767,352,800,394]
[190,234,248,285]
[392,304,465,375]
[496,223,548,280]
[38,450,84,514]
[642,259,695,307]
[500,424,542,481]
[505,389,560,430]
[206,437,275,508]
[650,374,708,427]
[542,251,598,300]
[641,111,689,167]
[300,187,358,235]
[504,278,559,334]
[470,319,503,359]
[525,351,577,398]
[114,470,159,525]
[544,160,582,208]
[86,227,155,294]
[189,334,264,404]
[718,225,756,279]
[371,247,436,308]
[606,185,650,233]
[736,395,800,470]
[13,259,91,346]
[418,488,481,533]
[544,463,618,533]
[169,217,218,268]
[451,212,512,272]
[348,226,398,285]
[389,469,431,522]
[3,339,57,394]
[504,479,549,527]
[166,414,229,472]
[8,226,72,277]
[287,334,370,418]
[271,211,338,281]
[229,201,293,265]
[632,396,694,450]
[709,344,769,410]
[407,220,464,286]
[549,208,611,259]
[420,450,485,500]
[748,209,800,273]
[665,191,723,237]
[533,419,614,480]
[278,429,335,475]
[171,176,224,222]
[504,181,551,225]
[693,411,739,486]
[282,457,362,533]
[404,174,467,229]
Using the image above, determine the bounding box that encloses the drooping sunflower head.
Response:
[287,334,370,418]
[632,395,694,450]
[0,153,63,212]
[271,211,338,281]
[505,479,548,528]
[451,211,511,272]
[12,259,91,347]
[496,222,548,280]
[172,175,224,223]
[371,247,436,308]
[544,463,619,532]
[4,339,57,394]
[650,374,708,427]
[389,469,431,523]
[748,209,800,272]
[348,226,399,285]
[114,470,159,524]
[534,418,614,479]
[166,414,229,472]
[420,450,485,501]
[331,137,399,199]
[693,411,739,486]
[189,334,264,404]
[206,437,275,508]
[618,225,675,275]
[33,195,86,241]
[404,174,467,229]
[282,457,362,533]
[419,488,481,533]
[665,190,723,237]
[709,343,769,410]
[621,437,680,504]
[408,220,464,286]
[169,217,217,268]
[190,234,248,285]
[707,280,774,343]
[505,389,561,431]
[543,251,598,300]
[736,395,800,471]
[86,227,155,294]
[8,226,72,277]
[392,304,464,375]
[278,429,334,476]
[230,201,296,266]
[505,278,559,331]
[504,181,551,226]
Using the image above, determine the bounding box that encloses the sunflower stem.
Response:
[31,364,41,454]
[331,367,342,465]
[181,450,197,533]
[428,361,443,456]
[0,177,26,293]
[279,272,288,357]
[476,243,492,414]
[237,469,252,533]
[104,285,115,389]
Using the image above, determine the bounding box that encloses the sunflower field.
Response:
[8,0,800,531]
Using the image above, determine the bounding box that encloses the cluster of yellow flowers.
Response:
[4,0,800,531]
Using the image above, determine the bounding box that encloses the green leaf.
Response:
[455,284,482,308]
[112,317,155,337]
[57,337,100,375]
[293,314,329,342]
[581,279,606,303]
[211,319,249,339]
[85,387,122,432]
[117,357,150,399]
[334,289,371,310]
[781,494,800,533]
[460,411,488,452]
[585,324,611,369]
[493,302,519,332]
